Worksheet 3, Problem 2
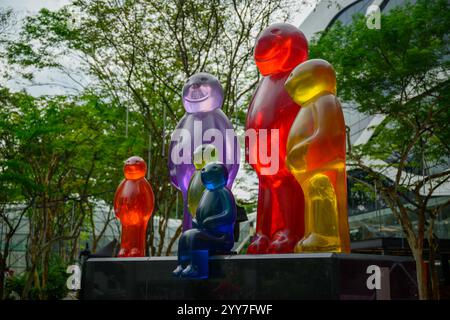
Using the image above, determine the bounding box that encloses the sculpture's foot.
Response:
[267,230,296,254]
[129,247,143,257]
[247,234,270,254]
[117,248,128,257]
[295,233,340,253]
[181,264,203,278]
[172,265,184,277]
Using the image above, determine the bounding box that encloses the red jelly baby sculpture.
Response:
[246,23,308,254]
[114,156,155,257]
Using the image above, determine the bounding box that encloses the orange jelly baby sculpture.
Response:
[284,59,350,253]
[246,23,308,254]
[114,156,155,257]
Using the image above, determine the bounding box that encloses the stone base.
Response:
[80,253,417,300]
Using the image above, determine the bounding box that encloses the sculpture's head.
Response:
[182,72,223,113]
[123,156,146,180]
[254,23,308,76]
[201,162,228,191]
[284,59,336,105]
[193,144,218,170]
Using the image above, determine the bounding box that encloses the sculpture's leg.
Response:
[129,220,148,257]
[180,229,231,279]
[117,225,130,257]
[336,169,350,253]
[247,176,271,254]
[173,232,191,277]
[189,230,232,252]
[182,250,209,279]
[182,192,192,231]
[267,171,304,253]
[295,172,341,253]
[118,225,137,257]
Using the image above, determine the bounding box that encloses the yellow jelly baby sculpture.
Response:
[284,59,350,253]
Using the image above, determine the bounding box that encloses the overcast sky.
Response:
[0,0,70,12]
[0,0,315,96]
[0,0,314,21]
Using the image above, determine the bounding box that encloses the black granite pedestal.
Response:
[80,253,418,300]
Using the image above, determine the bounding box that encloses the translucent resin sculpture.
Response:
[284,59,350,253]
[246,23,308,254]
[173,162,236,279]
[114,156,155,257]
[168,73,239,231]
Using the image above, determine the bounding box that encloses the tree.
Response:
[0,140,34,300]
[0,7,24,300]
[310,0,450,299]
[6,0,300,254]
[0,88,144,299]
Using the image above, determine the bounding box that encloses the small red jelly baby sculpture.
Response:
[245,23,308,254]
[284,59,350,253]
[114,156,155,257]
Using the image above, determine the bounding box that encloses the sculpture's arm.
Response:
[287,96,344,171]
[288,132,319,155]
[286,132,319,171]
[113,200,123,219]
[115,193,142,218]
[167,115,190,190]
[202,209,234,229]
[113,182,127,219]
[312,96,344,144]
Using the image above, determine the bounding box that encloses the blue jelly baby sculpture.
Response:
[173,162,237,279]
[168,73,240,232]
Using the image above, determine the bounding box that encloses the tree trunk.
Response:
[166,224,182,256]
[428,222,440,299]
[413,249,429,300]
[33,268,40,299]
[69,235,80,263]
[40,247,50,300]
[22,243,39,299]
[429,254,440,300]
[0,237,11,300]
[157,215,168,256]
[21,263,35,300]
[0,255,5,300]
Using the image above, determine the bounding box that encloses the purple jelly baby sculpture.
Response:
[168,72,240,231]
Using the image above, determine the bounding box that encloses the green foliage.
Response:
[0,87,147,298]
[310,0,449,171]
[311,0,449,110]
[5,256,69,300]
[0,88,144,206]
[38,256,69,300]
[4,273,26,299]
